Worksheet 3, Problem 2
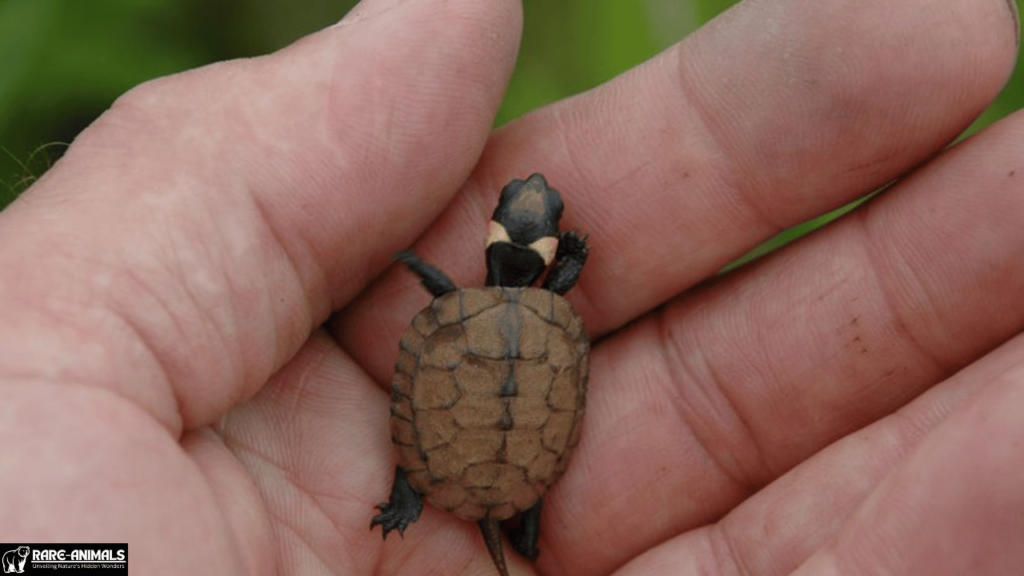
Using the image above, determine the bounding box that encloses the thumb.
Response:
[0,0,522,433]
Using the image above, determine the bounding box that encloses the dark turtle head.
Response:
[485,173,564,287]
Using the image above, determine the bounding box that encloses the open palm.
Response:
[1,0,1021,574]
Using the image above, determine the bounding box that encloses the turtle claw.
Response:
[371,502,419,539]
[370,467,424,539]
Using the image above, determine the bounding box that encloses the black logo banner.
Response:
[0,544,127,574]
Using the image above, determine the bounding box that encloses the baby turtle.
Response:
[371,174,590,576]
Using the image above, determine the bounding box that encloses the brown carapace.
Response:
[371,174,590,576]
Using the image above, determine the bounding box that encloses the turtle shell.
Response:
[390,286,589,522]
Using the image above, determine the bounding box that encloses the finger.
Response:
[605,333,1024,576]
[336,0,1018,385]
[791,344,1024,575]
[540,107,1024,571]
[0,0,522,431]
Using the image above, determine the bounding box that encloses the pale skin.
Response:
[0,0,1021,573]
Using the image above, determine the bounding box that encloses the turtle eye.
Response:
[486,221,512,248]
[529,236,559,266]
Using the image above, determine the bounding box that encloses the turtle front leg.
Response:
[370,466,424,538]
[507,498,543,561]
[542,231,589,296]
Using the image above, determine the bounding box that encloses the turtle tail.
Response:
[478,518,510,576]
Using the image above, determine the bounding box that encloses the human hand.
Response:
[1,0,1020,574]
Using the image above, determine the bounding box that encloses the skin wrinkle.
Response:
[868,171,1011,366]
[709,522,754,576]
[724,401,932,575]
[235,86,337,317]
[764,259,893,441]
[794,361,1024,575]
[269,74,372,310]
[271,511,336,574]
[676,22,792,226]
[182,429,270,576]
[854,206,955,380]
[248,190,320,363]
[224,428,346,573]
[674,269,809,471]
[3,385,243,572]
[552,324,742,575]
[702,353,776,487]
[866,129,1024,362]
[173,244,243,406]
[655,309,773,491]
[147,215,248,429]
[193,432,259,568]
[12,248,186,434]
[672,45,784,240]
[100,293,186,434]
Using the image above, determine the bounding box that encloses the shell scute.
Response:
[432,289,464,326]
[419,324,466,368]
[411,307,439,337]
[516,321,550,360]
[414,409,460,450]
[461,305,516,359]
[547,368,580,411]
[541,412,576,454]
[550,294,578,332]
[459,288,506,319]
[511,361,554,397]
[507,395,549,428]
[427,428,505,479]
[411,367,461,410]
[517,288,555,323]
[524,450,559,485]
[391,417,417,446]
[453,359,505,397]
[503,428,543,468]
[450,395,506,429]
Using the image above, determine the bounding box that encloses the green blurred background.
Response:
[0,0,1021,257]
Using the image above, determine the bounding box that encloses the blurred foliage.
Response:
[0,0,1021,263]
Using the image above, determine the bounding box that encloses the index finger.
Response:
[336,0,1018,385]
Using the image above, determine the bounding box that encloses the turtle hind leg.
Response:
[542,231,589,296]
[507,498,542,561]
[396,251,457,298]
[478,518,511,576]
[370,467,424,538]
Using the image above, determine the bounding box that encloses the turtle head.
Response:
[485,173,564,287]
